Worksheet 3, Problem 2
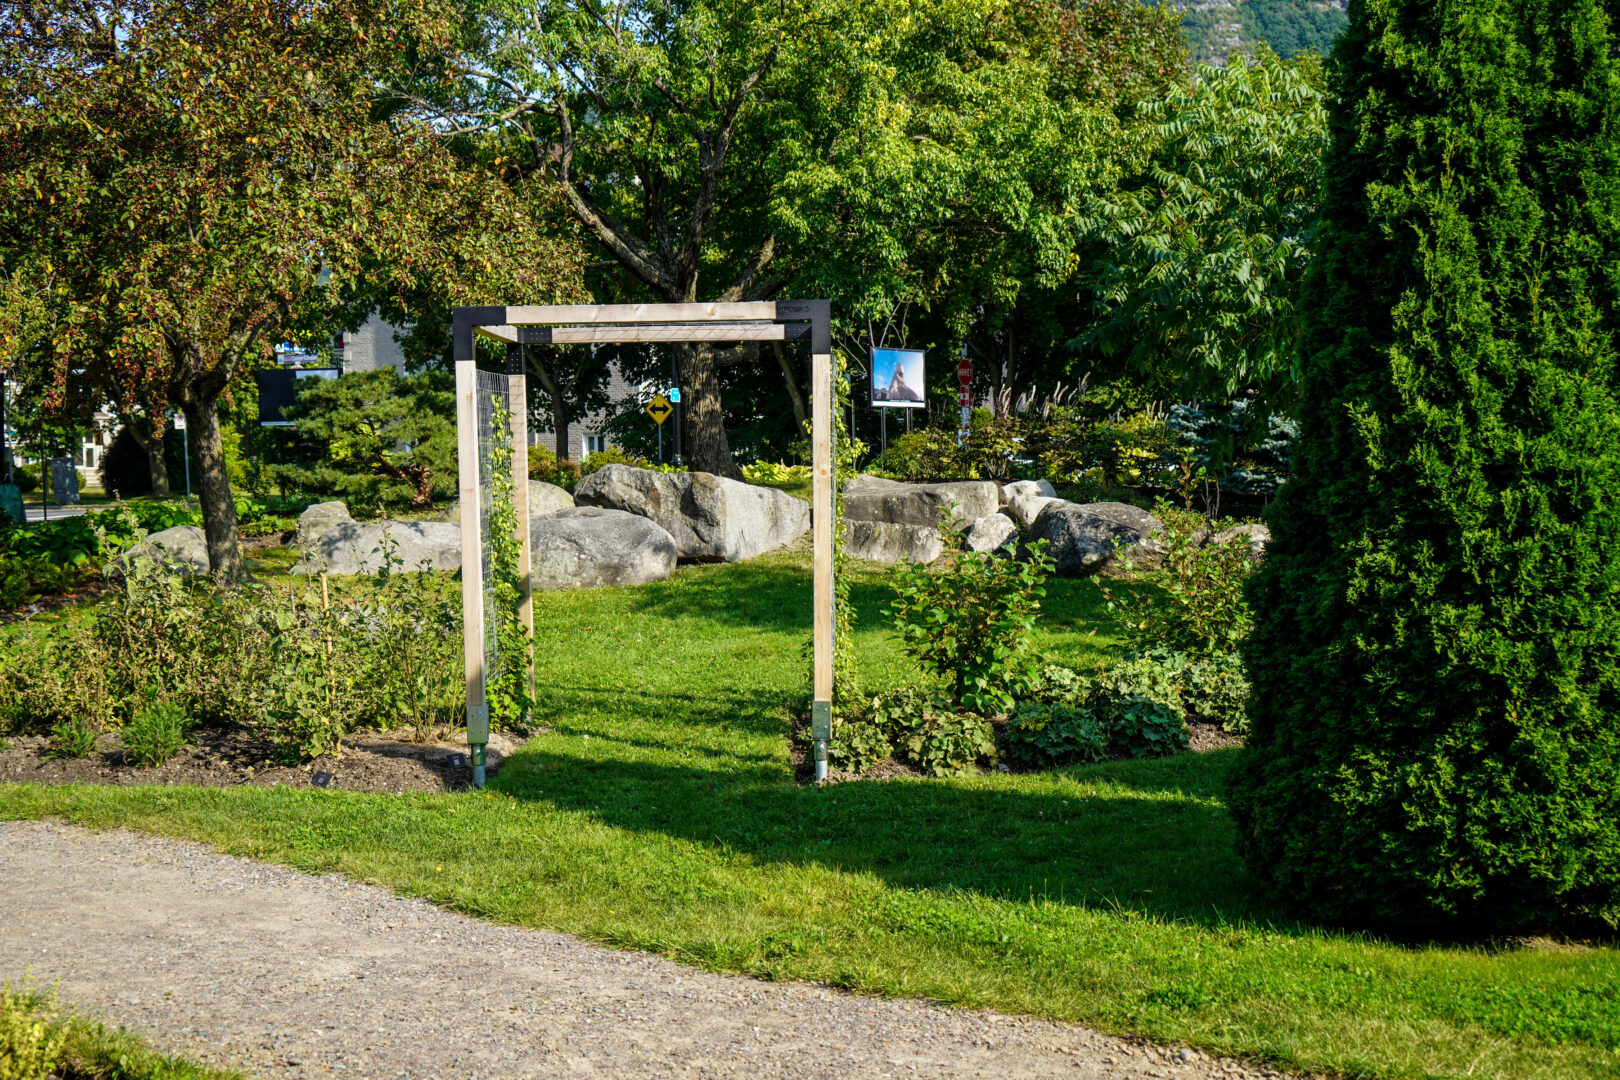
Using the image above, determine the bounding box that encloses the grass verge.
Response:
[3,977,242,1080]
[3,552,1618,1079]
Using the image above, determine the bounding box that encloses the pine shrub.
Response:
[1230,0,1620,930]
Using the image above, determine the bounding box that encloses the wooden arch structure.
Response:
[453,301,837,786]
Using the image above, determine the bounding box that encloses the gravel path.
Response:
[0,820,1292,1080]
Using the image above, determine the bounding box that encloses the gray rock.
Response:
[842,519,943,565]
[529,507,678,590]
[1213,522,1271,555]
[575,465,808,562]
[296,501,354,547]
[293,521,461,576]
[999,479,1057,505]
[116,525,210,576]
[435,481,575,525]
[1028,501,1167,577]
[1001,494,1057,529]
[962,514,1018,554]
[841,475,998,529]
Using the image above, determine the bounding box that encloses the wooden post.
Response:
[455,359,489,785]
[507,355,535,710]
[811,348,834,782]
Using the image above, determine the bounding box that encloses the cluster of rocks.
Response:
[116,465,1263,587]
[840,474,1268,576]
[118,465,812,591]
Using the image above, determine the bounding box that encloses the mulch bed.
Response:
[0,725,524,794]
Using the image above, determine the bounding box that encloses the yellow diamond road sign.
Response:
[645,394,673,425]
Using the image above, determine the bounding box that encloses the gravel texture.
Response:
[0,819,1294,1080]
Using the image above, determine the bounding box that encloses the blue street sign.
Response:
[668,387,681,403]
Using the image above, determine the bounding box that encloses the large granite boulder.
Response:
[842,475,998,530]
[115,525,210,576]
[293,521,461,575]
[435,481,574,525]
[842,519,944,565]
[575,465,808,562]
[296,501,353,547]
[1028,501,1167,577]
[1002,494,1057,529]
[530,507,677,590]
[999,479,1057,505]
[962,514,1018,554]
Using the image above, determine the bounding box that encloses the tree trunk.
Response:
[180,393,244,581]
[525,355,570,462]
[772,342,809,438]
[126,420,171,498]
[676,343,741,478]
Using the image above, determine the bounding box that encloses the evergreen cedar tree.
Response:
[1230,0,1620,931]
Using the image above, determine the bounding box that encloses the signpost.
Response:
[669,386,683,467]
[956,353,972,447]
[646,393,673,461]
[172,411,192,506]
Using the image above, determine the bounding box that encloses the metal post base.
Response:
[813,739,828,783]
[471,743,487,790]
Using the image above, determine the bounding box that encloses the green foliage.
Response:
[0,980,64,1080]
[1099,502,1258,658]
[888,511,1055,713]
[1091,657,1192,757]
[483,396,535,732]
[827,710,894,774]
[1232,0,1620,930]
[865,413,1024,481]
[528,445,582,492]
[897,709,1000,777]
[1,539,463,760]
[1175,1,1346,66]
[44,720,97,761]
[272,369,456,510]
[1135,646,1251,734]
[1079,49,1327,408]
[123,698,188,768]
[1004,700,1110,767]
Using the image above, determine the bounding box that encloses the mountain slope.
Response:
[1171,0,1347,64]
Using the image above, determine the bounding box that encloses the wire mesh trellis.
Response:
[474,368,510,686]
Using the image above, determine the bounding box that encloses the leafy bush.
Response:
[122,698,188,767]
[828,711,893,774]
[43,720,96,760]
[0,980,65,1080]
[579,445,655,475]
[1004,702,1110,767]
[1101,501,1258,658]
[0,553,79,610]
[896,709,998,777]
[865,414,1022,481]
[1142,646,1250,734]
[741,461,811,486]
[528,445,582,491]
[889,512,1055,713]
[1,534,464,761]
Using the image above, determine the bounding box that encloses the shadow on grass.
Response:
[493,741,1279,930]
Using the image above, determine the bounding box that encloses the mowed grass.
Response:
[4,551,1619,1079]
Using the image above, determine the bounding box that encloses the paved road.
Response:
[0,820,1290,1080]
[22,503,93,523]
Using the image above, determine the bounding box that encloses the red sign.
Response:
[957,360,972,385]
[959,389,971,406]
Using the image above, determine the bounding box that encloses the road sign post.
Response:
[646,393,673,463]
[956,354,972,447]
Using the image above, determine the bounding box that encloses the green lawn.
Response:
[3,551,1618,1079]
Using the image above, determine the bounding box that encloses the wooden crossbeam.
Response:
[505,302,778,325]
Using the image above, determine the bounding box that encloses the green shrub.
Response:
[828,712,893,774]
[0,980,64,1080]
[1232,0,1620,929]
[1100,501,1258,659]
[1004,702,1109,767]
[43,720,97,760]
[741,461,811,487]
[528,445,582,491]
[889,512,1055,713]
[123,698,188,767]
[896,709,998,777]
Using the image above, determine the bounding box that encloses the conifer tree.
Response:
[1230,0,1620,929]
